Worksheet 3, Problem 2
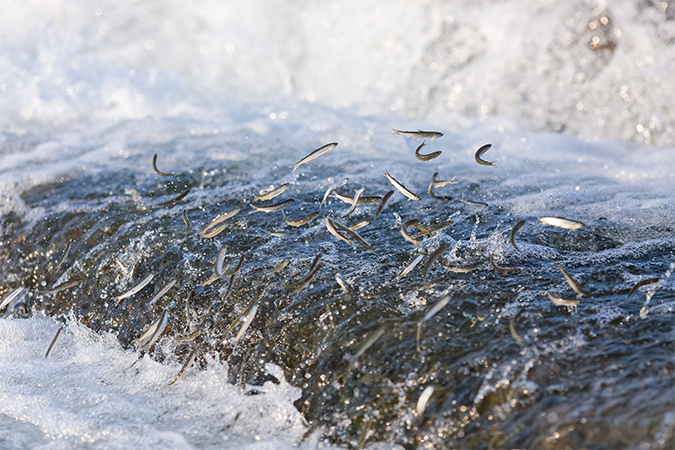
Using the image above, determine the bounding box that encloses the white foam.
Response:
[0,316,309,449]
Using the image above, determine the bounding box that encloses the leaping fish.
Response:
[474,144,496,167]
[392,129,443,140]
[509,220,526,253]
[250,198,295,213]
[383,171,420,201]
[559,266,591,297]
[254,183,290,201]
[414,140,442,161]
[292,142,338,171]
[115,273,155,305]
[538,216,586,230]
[417,296,451,352]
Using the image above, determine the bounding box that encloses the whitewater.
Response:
[1,0,674,448]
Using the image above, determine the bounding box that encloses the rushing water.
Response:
[1,0,674,448]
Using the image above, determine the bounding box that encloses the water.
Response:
[1,0,674,448]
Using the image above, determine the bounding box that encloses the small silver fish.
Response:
[416,386,435,416]
[321,178,349,207]
[115,273,155,305]
[332,192,382,205]
[559,267,591,297]
[431,172,457,187]
[401,219,424,248]
[510,220,526,253]
[627,277,661,298]
[271,259,290,274]
[1,287,24,312]
[137,310,169,350]
[460,196,488,208]
[45,325,64,358]
[326,217,351,244]
[235,301,259,343]
[352,325,385,361]
[214,244,229,276]
[157,189,190,208]
[417,295,451,352]
[490,254,517,274]
[148,279,177,306]
[53,240,72,275]
[332,220,375,250]
[373,190,394,222]
[398,254,425,279]
[474,144,496,167]
[538,216,586,230]
[348,220,370,231]
[182,210,190,237]
[383,171,420,201]
[152,153,173,176]
[292,142,338,171]
[392,129,443,140]
[423,243,450,283]
[250,198,295,213]
[286,262,323,295]
[45,279,81,295]
[428,173,453,200]
[415,140,442,161]
[284,210,320,227]
[341,188,366,218]
[335,273,355,299]
[509,309,524,345]
[444,262,481,273]
[547,292,581,306]
[201,204,243,238]
[169,348,198,385]
[254,183,290,201]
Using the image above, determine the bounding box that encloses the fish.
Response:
[284,211,320,227]
[287,262,323,295]
[53,240,72,275]
[182,210,190,237]
[115,273,155,305]
[423,243,450,283]
[414,140,442,161]
[157,189,190,208]
[416,386,435,416]
[235,301,259,343]
[559,266,591,297]
[292,142,338,171]
[335,273,355,300]
[383,171,421,201]
[136,310,169,350]
[332,192,382,205]
[271,259,290,274]
[214,244,229,276]
[392,129,443,140]
[474,143,496,167]
[169,348,198,385]
[428,177,452,200]
[509,309,524,345]
[308,253,323,273]
[411,220,454,239]
[547,292,581,306]
[250,198,295,213]
[431,172,457,187]
[152,153,173,176]
[200,204,243,238]
[490,254,517,274]
[401,219,424,248]
[398,254,425,279]
[444,262,481,273]
[417,295,451,352]
[45,325,64,358]
[222,254,245,277]
[148,279,177,306]
[351,325,385,361]
[321,178,348,207]
[538,216,586,230]
[460,196,488,208]
[332,220,375,250]
[326,217,352,244]
[627,277,662,298]
[348,220,370,231]
[45,279,81,295]
[254,183,290,201]
[509,220,526,253]
[341,187,366,218]
[0,287,24,313]
[373,190,395,222]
